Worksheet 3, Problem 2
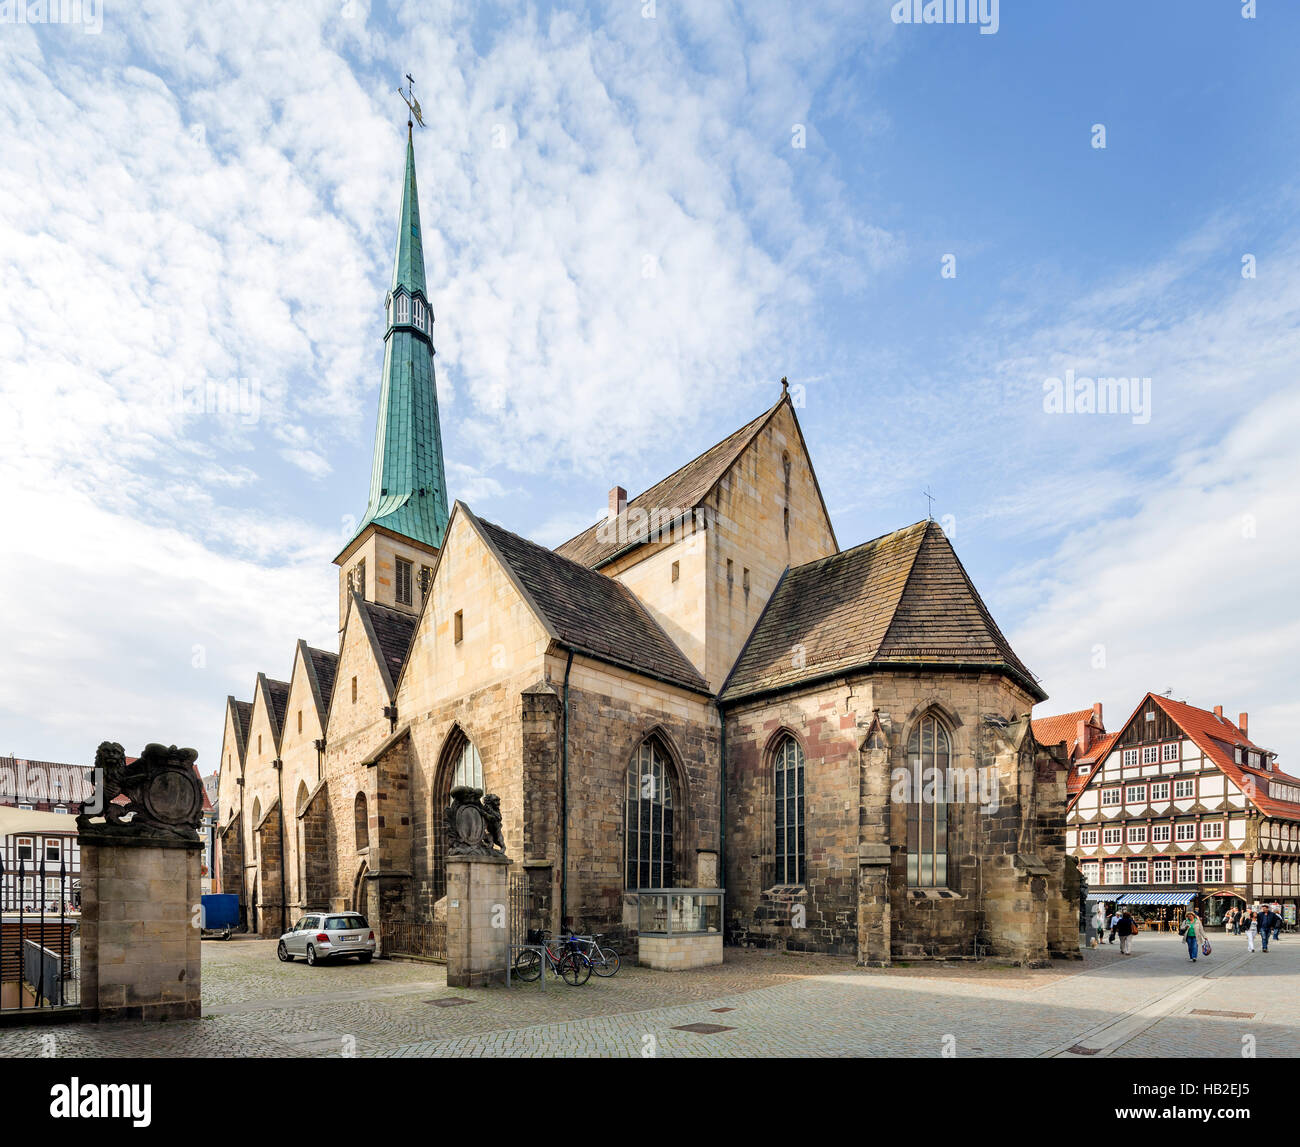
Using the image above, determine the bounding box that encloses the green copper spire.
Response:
[346,127,449,553]
[391,127,427,297]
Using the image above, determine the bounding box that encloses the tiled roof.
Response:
[1032,709,1096,754]
[1149,695,1299,820]
[0,756,97,805]
[1067,732,1118,797]
[361,599,418,692]
[554,398,784,568]
[194,764,213,813]
[721,519,1043,702]
[474,512,709,694]
[1066,694,1298,819]
[307,645,339,717]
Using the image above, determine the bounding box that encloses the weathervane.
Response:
[397,73,425,129]
[923,485,936,521]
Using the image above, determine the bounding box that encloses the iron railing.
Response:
[0,853,80,1012]
[381,919,447,962]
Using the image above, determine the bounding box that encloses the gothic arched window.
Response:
[774,736,805,885]
[625,738,675,890]
[906,714,952,888]
[431,728,484,902]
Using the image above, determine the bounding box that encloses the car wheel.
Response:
[277,941,292,962]
[306,944,319,966]
[358,953,373,964]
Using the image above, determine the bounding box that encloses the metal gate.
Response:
[0,856,80,1014]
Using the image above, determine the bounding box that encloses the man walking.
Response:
[1109,910,1120,944]
[1258,906,1279,952]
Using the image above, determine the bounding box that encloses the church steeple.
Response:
[340,126,449,559]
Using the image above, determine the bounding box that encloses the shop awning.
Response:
[1117,892,1197,906]
[1084,892,1117,901]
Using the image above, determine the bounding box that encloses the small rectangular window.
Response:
[1152,824,1171,842]
[726,558,733,585]
[351,677,358,704]
[420,565,433,600]
[454,610,463,644]
[16,837,33,861]
[396,557,413,606]
[1101,788,1121,806]
[297,710,302,734]
[1122,748,1139,767]
[45,840,61,861]
[742,567,750,593]
[1174,778,1196,799]
[1162,742,1180,762]
[671,560,679,583]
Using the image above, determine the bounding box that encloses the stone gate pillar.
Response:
[445,854,512,987]
[443,785,512,988]
[77,742,206,1022]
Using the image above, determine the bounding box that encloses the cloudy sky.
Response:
[1,0,1297,775]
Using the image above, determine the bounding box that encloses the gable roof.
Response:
[347,593,418,699]
[298,640,339,728]
[256,674,291,750]
[1067,692,1299,818]
[467,506,710,695]
[226,697,253,764]
[555,393,834,569]
[721,519,1044,703]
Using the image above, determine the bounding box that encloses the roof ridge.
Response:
[871,521,936,662]
[553,396,786,561]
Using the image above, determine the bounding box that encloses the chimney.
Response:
[1214,705,1223,721]
[1239,712,1248,736]
[608,485,627,520]
[1076,718,1091,756]
[1092,701,1103,726]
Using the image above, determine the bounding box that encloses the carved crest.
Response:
[445,786,507,857]
[78,742,204,841]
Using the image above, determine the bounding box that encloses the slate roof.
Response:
[554,398,785,569]
[263,678,290,745]
[473,512,710,694]
[306,645,339,716]
[361,599,418,691]
[228,698,253,759]
[721,519,1044,703]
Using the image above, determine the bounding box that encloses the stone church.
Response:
[217,129,1076,965]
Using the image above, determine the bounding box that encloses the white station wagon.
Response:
[278,912,377,966]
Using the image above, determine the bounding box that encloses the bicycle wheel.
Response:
[513,949,542,982]
[559,952,592,986]
[592,946,621,977]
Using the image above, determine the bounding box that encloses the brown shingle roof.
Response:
[554,398,784,568]
[474,512,709,694]
[263,677,290,745]
[721,519,1044,702]
[229,698,253,759]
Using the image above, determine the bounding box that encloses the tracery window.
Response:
[625,738,675,890]
[906,715,952,888]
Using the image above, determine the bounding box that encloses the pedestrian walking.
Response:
[1118,910,1135,955]
[1258,906,1279,952]
[1227,906,1239,935]
[1108,910,1120,944]
[1178,908,1204,962]
[1246,911,1258,953]
[1092,903,1106,946]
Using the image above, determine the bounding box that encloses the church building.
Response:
[216,128,1077,966]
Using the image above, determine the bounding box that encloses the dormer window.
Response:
[396,294,410,325]
[414,299,425,330]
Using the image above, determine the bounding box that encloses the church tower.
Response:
[334,126,450,632]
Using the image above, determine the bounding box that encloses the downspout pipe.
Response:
[718,704,727,892]
[273,758,286,936]
[560,649,574,931]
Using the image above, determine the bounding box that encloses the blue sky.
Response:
[1,0,1298,774]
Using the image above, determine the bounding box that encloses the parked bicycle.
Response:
[563,932,621,977]
[513,929,591,986]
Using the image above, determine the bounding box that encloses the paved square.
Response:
[0,932,1296,1057]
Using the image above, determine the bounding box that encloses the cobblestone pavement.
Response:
[0,933,1295,1057]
